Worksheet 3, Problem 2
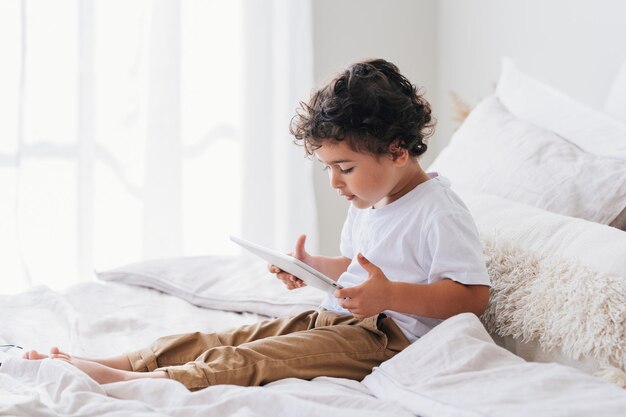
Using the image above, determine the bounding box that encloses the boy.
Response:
[24,59,490,390]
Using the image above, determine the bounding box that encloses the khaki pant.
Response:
[126,309,410,390]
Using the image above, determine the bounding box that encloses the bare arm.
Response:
[335,253,490,319]
[386,279,490,319]
[307,255,351,281]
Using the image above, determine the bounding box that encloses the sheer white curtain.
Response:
[0,0,317,294]
[241,0,318,251]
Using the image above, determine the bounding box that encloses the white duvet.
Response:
[1,281,625,417]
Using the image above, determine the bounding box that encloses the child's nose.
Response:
[329,170,344,189]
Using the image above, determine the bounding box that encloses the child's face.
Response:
[315,140,409,209]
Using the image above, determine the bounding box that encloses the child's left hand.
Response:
[334,253,391,320]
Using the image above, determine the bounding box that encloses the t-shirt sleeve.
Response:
[422,210,491,286]
[339,206,355,259]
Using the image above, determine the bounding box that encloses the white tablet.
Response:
[230,235,343,293]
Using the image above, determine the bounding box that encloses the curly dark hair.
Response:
[290,59,435,158]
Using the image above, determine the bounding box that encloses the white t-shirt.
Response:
[320,173,491,342]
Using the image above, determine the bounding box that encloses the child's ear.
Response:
[388,142,409,164]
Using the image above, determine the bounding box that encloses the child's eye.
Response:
[321,166,353,174]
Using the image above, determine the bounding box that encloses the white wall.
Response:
[312,0,626,256]
[433,0,626,159]
[312,0,437,255]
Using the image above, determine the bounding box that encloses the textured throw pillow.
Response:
[455,189,626,376]
[496,57,626,160]
[428,96,626,226]
[96,254,323,317]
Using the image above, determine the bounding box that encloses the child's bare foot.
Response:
[39,347,125,384]
[23,346,71,360]
[23,349,49,360]
[22,347,118,382]
[22,346,167,384]
[23,346,68,360]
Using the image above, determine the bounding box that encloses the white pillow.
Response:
[496,57,626,160]
[455,189,626,374]
[96,254,323,317]
[428,96,626,225]
[605,61,626,124]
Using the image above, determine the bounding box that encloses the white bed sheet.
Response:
[1,282,264,358]
[0,282,412,417]
[1,279,625,416]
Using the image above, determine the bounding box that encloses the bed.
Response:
[1,260,625,417]
[1,60,626,416]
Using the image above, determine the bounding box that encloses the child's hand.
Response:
[267,234,312,290]
[268,264,305,290]
[334,253,391,319]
